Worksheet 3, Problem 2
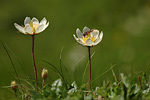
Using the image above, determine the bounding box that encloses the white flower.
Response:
[14,17,49,35]
[73,26,103,46]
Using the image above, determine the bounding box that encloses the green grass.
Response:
[1,42,150,100]
[0,1,150,99]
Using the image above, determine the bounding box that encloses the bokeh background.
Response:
[0,0,150,98]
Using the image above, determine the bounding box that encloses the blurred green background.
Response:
[0,0,150,98]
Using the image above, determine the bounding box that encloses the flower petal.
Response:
[44,22,49,29]
[73,34,78,41]
[40,17,47,25]
[86,38,94,46]
[24,17,31,26]
[83,26,90,33]
[32,17,39,25]
[24,24,33,35]
[73,34,84,45]
[14,23,26,34]
[76,28,83,38]
[94,31,103,45]
[35,24,45,33]
[90,29,99,39]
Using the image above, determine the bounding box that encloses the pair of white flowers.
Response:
[14,17,103,46]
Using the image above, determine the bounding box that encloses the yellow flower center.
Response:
[82,37,88,44]
[30,21,40,33]
[33,24,40,29]
[90,37,95,42]
[82,30,96,44]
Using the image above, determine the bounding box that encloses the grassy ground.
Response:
[0,0,150,99]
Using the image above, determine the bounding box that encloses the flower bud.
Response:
[11,81,17,90]
[42,68,48,79]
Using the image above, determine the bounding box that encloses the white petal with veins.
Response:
[32,17,39,25]
[36,24,45,33]
[24,17,31,26]
[40,17,47,25]
[90,30,99,39]
[77,39,85,45]
[73,34,84,44]
[44,22,49,29]
[94,31,103,45]
[24,24,33,34]
[76,28,82,38]
[86,38,94,46]
[73,34,79,41]
[83,26,90,33]
[14,23,26,34]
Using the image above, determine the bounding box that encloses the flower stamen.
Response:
[82,37,88,44]
[90,37,95,42]
[82,29,96,44]
[30,21,33,28]
[33,24,39,29]
[29,21,40,33]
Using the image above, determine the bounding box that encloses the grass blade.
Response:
[71,56,85,71]
[1,41,19,82]
[111,67,117,82]
[43,60,63,79]
[144,61,149,73]
[42,64,62,78]
[130,71,143,82]
[61,62,71,83]
[15,77,35,90]
[91,64,116,84]
[4,43,31,81]
[59,47,68,89]
[60,47,64,77]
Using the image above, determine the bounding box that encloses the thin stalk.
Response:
[42,79,45,88]
[32,35,38,92]
[130,71,143,82]
[14,90,17,98]
[138,76,142,88]
[88,46,91,90]
[118,78,121,87]
[82,52,95,84]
